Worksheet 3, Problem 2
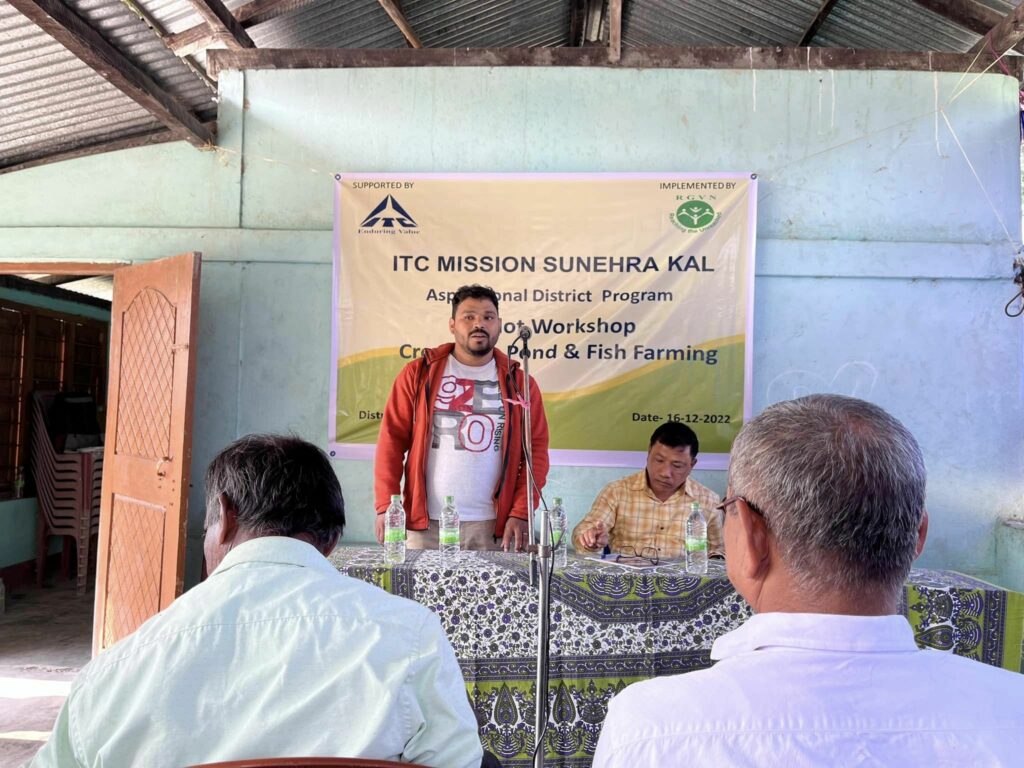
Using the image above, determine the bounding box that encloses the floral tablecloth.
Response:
[329,547,1024,768]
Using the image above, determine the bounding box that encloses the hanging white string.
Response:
[939,109,1017,251]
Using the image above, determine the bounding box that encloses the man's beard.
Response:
[468,336,494,356]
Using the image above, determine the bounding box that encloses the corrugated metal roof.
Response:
[142,0,573,51]
[624,0,822,47]
[247,0,407,49]
[0,0,215,169]
[402,0,572,48]
[976,0,1018,15]
[141,0,242,35]
[4,0,1022,173]
[59,275,114,301]
[0,2,161,166]
[815,0,982,51]
[71,0,215,112]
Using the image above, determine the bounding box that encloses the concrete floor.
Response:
[0,581,93,768]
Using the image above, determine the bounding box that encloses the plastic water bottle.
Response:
[550,497,568,568]
[685,501,708,576]
[439,495,460,561]
[384,494,406,565]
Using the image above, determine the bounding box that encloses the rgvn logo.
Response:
[359,195,418,229]
[671,200,721,233]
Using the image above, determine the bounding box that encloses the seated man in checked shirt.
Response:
[571,421,723,560]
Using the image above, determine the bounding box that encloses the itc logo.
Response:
[359,195,418,229]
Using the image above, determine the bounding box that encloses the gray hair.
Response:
[728,394,926,596]
[204,434,345,550]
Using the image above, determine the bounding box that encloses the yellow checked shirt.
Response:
[572,470,724,558]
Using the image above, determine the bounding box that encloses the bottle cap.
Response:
[391,494,401,503]
[690,501,700,511]
[444,495,455,504]
[553,497,563,505]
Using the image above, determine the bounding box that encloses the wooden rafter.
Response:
[799,0,841,46]
[377,0,421,48]
[569,0,586,46]
[969,0,1024,56]
[165,25,226,58]
[167,0,319,57]
[207,45,1024,80]
[0,263,128,275]
[183,0,256,50]
[608,0,622,62]
[6,0,214,148]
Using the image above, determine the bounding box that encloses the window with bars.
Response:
[0,299,109,499]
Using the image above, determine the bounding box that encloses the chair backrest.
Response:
[46,390,103,451]
[185,759,428,768]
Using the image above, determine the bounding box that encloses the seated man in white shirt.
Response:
[594,394,1024,767]
[32,434,484,768]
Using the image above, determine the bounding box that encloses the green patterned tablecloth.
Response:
[329,548,1024,768]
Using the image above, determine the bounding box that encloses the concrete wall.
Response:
[1,66,1021,588]
[996,519,1024,592]
[0,498,39,570]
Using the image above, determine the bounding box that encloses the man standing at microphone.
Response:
[374,284,550,552]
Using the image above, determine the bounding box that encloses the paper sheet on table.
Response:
[584,555,659,571]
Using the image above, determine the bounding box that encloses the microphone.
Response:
[516,321,532,341]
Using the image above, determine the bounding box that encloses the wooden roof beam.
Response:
[377,0,421,48]
[207,45,1024,80]
[799,0,840,46]
[969,0,1024,56]
[608,0,622,62]
[6,0,214,148]
[183,0,256,50]
[569,0,586,46]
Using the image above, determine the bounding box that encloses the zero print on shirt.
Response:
[432,375,504,452]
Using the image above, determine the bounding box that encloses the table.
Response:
[329,548,1024,768]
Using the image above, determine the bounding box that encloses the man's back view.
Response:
[33,435,483,768]
[594,395,1024,767]
[596,611,1023,766]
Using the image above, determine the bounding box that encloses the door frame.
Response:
[0,262,123,600]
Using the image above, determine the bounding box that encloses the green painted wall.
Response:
[995,520,1024,592]
[0,498,39,569]
[0,67,1021,590]
[0,498,63,570]
[0,287,111,322]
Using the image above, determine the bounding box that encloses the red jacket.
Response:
[374,343,550,537]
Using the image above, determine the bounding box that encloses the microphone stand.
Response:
[507,322,552,768]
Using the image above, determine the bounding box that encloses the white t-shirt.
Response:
[425,355,505,521]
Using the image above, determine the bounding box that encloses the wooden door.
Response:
[92,253,201,655]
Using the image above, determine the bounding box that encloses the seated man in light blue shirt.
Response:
[594,394,1024,767]
[33,434,484,768]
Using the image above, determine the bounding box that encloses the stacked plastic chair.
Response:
[30,391,104,595]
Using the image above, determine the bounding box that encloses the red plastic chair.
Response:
[30,391,103,595]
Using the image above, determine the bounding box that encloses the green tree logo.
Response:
[674,200,719,231]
